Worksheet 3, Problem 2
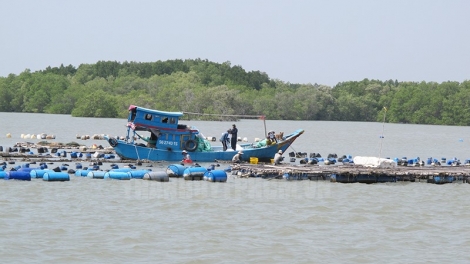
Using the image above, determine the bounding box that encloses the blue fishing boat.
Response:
[104,105,304,162]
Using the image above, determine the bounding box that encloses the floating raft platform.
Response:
[230,163,470,184]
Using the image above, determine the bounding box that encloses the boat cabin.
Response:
[127,105,199,151]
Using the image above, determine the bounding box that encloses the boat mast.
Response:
[183,112,267,137]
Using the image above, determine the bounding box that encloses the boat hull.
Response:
[105,129,304,162]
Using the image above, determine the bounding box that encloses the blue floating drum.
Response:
[43,172,70,181]
[203,170,227,182]
[104,171,131,180]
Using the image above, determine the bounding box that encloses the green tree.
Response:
[71,90,118,117]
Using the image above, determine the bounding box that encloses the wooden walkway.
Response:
[230,163,470,183]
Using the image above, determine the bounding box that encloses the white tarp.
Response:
[353,156,397,168]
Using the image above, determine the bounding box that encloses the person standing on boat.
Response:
[229,124,238,151]
[232,151,243,163]
[274,150,284,165]
[220,129,231,151]
[181,150,192,163]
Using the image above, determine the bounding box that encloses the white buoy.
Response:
[242,137,248,142]
[6,133,11,138]
[254,138,260,142]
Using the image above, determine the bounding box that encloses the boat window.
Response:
[169,118,176,124]
[162,117,168,123]
[145,114,152,121]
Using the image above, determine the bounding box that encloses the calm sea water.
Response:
[1,113,470,263]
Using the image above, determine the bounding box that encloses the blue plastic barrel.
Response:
[203,170,227,182]
[87,171,106,179]
[6,171,31,181]
[104,171,131,180]
[110,168,132,173]
[166,164,185,177]
[183,167,207,181]
[143,171,169,182]
[30,169,50,179]
[75,169,92,176]
[76,163,83,169]
[43,172,70,181]
[127,169,151,179]
[0,171,7,179]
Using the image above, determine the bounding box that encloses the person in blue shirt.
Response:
[220,129,231,151]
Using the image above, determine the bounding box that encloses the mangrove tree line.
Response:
[0,59,469,125]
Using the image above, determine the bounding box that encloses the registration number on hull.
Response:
[158,140,179,146]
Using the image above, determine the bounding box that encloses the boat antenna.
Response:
[378,107,387,160]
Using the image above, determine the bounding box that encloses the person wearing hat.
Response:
[274,150,284,165]
[232,151,243,163]
[181,150,192,163]
[229,124,238,151]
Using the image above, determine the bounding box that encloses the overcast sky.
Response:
[1,0,469,86]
